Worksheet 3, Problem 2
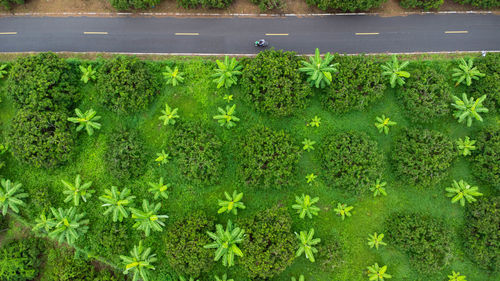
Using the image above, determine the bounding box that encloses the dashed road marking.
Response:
[83,31,108,35]
[355,32,379,35]
[445,30,468,34]
[265,33,289,36]
[175,33,199,36]
[0,32,17,35]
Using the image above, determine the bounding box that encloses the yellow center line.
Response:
[0,32,17,35]
[84,31,108,35]
[355,32,379,35]
[175,33,199,36]
[265,33,289,36]
[444,30,468,34]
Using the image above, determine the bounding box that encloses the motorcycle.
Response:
[254,39,269,47]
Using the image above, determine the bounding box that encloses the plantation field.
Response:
[0,51,498,281]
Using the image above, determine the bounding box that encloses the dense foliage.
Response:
[97,56,162,113]
[237,126,301,188]
[164,211,214,277]
[322,55,386,114]
[241,50,311,116]
[8,110,74,168]
[317,238,344,272]
[177,0,233,9]
[392,128,455,186]
[385,213,452,273]
[472,127,500,189]
[452,0,500,8]
[109,0,161,10]
[399,64,451,123]
[464,196,500,271]
[0,0,23,9]
[105,128,146,180]
[305,0,386,12]
[171,122,223,185]
[400,0,443,10]
[319,131,383,194]
[0,238,44,281]
[469,53,500,112]
[240,205,296,278]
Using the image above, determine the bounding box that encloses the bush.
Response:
[452,0,500,8]
[237,125,301,188]
[89,223,129,260]
[251,0,285,11]
[399,64,451,123]
[0,0,24,9]
[6,52,79,112]
[319,131,383,194]
[0,238,45,281]
[317,238,344,272]
[322,55,386,114]
[177,0,233,9]
[473,127,500,189]
[464,196,500,271]
[400,0,443,10]
[109,0,160,10]
[469,53,500,112]
[305,0,386,12]
[240,205,296,279]
[385,213,451,273]
[171,122,223,185]
[164,211,215,277]
[42,247,95,281]
[241,50,312,116]
[96,56,162,113]
[8,110,74,168]
[105,128,145,180]
[392,128,455,186]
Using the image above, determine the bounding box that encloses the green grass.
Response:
[0,55,499,281]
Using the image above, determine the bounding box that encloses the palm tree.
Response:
[381,55,410,88]
[367,232,387,250]
[214,274,234,281]
[155,150,170,165]
[79,64,96,83]
[0,179,28,216]
[295,228,321,263]
[334,203,353,220]
[179,277,199,281]
[451,93,488,127]
[299,48,339,89]
[456,137,476,156]
[307,116,321,127]
[48,207,89,245]
[33,212,56,233]
[67,108,102,136]
[374,115,396,135]
[452,58,485,86]
[292,194,320,219]
[212,56,243,89]
[213,104,240,129]
[0,64,7,79]
[148,177,170,200]
[120,241,157,281]
[163,66,185,86]
[367,263,392,281]
[306,173,317,185]
[204,220,245,267]
[99,186,135,222]
[446,180,483,207]
[158,103,179,126]
[370,179,387,197]
[448,271,467,281]
[131,200,168,237]
[62,174,95,206]
[291,275,305,281]
[218,190,246,215]
[302,139,316,152]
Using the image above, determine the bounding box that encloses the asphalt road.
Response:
[0,14,499,54]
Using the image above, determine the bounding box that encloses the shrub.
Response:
[319,131,383,194]
[322,55,386,114]
[164,211,215,277]
[241,50,312,116]
[96,56,162,113]
[105,128,146,180]
[305,0,386,12]
[472,127,500,189]
[385,213,451,273]
[251,0,285,11]
[0,0,24,9]
[469,53,500,112]
[89,223,129,260]
[0,237,45,281]
[240,205,296,279]
[392,128,455,186]
[237,125,301,188]
[398,64,451,123]
[6,52,79,112]
[400,0,443,10]
[452,0,500,8]
[464,196,500,271]
[317,238,344,272]
[177,0,233,9]
[109,0,161,10]
[8,110,74,168]
[41,247,95,281]
[171,122,223,185]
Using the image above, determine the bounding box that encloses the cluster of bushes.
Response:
[0,0,24,10]
[109,0,161,11]
[400,0,444,10]
[0,237,44,280]
[385,213,451,273]
[470,53,500,112]
[105,127,146,180]
[177,0,233,9]
[305,0,386,12]
[453,0,500,8]
[472,127,500,189]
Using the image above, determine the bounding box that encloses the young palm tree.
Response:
[302,139,316,152]
[120,241,157,281]
[67,108,102,136]
[99,186,135,222]
[148,177,170,200]
[291,275,305,281]
[295,228,321,263]
[367,232,387,250]
[334,203,353,220]
[307,116,321,127]
[306,173,317,185]
[0,64,7,79]
[451,93,488,127]
[179,277,199,281]
[370,179,388,197]
[374,115,396,135]
[0,179,28,216]
[212,56,243,89]
[79,64,96,83]
[381,55,410,88]
[163,66,185,86]
[155,150,170,165]
[131,200,168,237]
[223,94,233,103]
[299,48,339,89]
[213,104,240,129]
[456,137,476,156]
[446,180,483,207]
[204,220,245,267]
[33,212,56,233]
[218,190,246,215]
[62,174,95,206]
[48,207,89,245]
[448,271,467,281]
[292,194,320,219]
[452,58,485,86]
[214,274,233,281]
[159,103,179,126]
[367,263,392,281]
